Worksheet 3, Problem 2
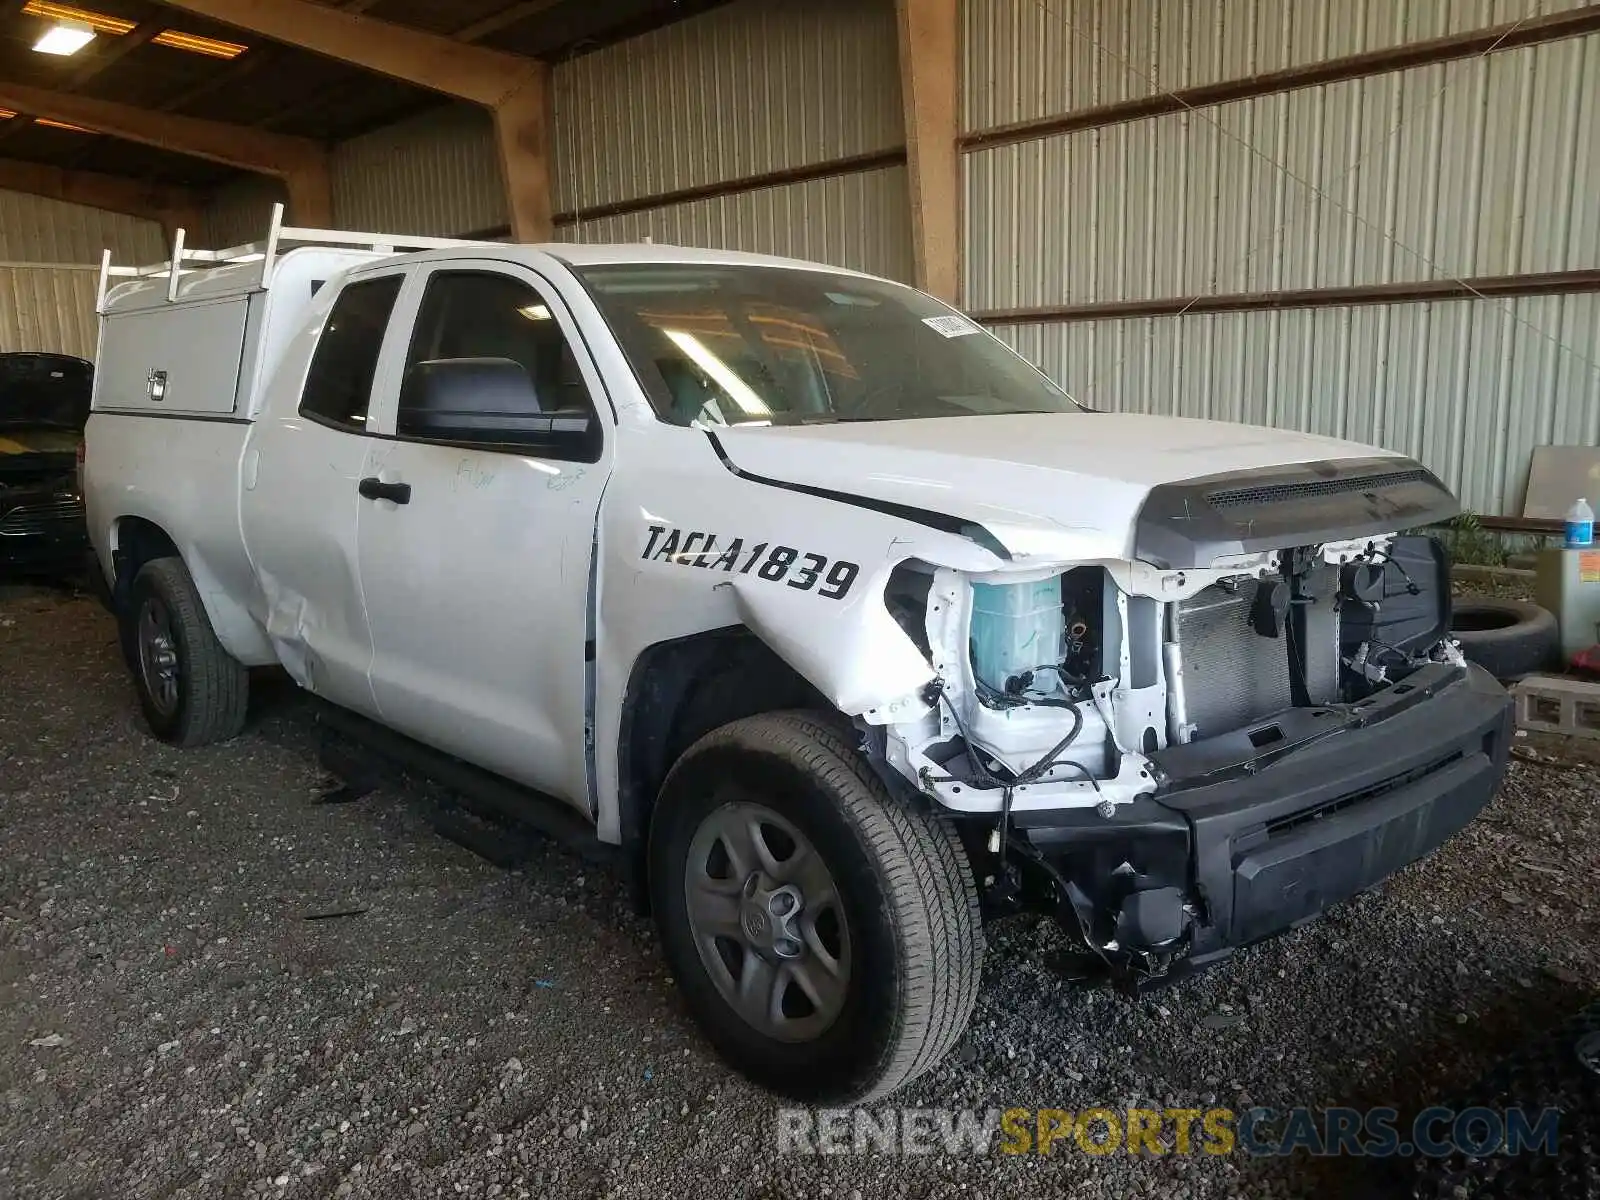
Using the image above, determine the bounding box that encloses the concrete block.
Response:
[1513,674,1600,740]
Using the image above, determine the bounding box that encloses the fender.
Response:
[109,515,277,666]
[180,541,277,665]
[725,576,935,721]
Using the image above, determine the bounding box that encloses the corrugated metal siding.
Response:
[553,165,914,282]
[332,103,507,236]
[963,0,1595,131]
[201,176,288,249]
[0,190,163,357]
[965,32,1600,310]
[552,0,903,213]
[0,267,99,359]
[228,0,901,246]
[990,293,1600,515]
[0,190,163,264]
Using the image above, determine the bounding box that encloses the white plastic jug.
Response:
[1566,497,1595,548]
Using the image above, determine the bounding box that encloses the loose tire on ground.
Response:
[123,557,248,746]
[1449,595,1560,681]
[649,710,983,1103]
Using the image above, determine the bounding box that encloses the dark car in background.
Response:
[0,352,92,576]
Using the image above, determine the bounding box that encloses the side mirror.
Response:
[398,357,596,449]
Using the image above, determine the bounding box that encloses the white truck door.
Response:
[355,261,612,813]
[240,269,411,712]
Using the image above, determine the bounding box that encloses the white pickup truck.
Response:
[84,209,1513,1102]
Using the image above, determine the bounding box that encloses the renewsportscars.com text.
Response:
[776,1105,1560,1158]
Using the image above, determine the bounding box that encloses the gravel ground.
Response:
[1,581,1596,1200]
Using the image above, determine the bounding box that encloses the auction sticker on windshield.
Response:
[922,315,980,338]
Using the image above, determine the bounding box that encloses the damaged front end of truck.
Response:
[854,456,1515,991]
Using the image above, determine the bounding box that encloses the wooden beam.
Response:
[156,0,553,241]
[0,17,169,151]
[155,0,539,106]
[156,0,396,119]
[494,69,553,242]
[0,83,329,222]
[968,268,1600,327]
[65,17,168,88]
[895,0,960,302]
[283,156,333,228]
[0,83,321,177]
[0,156,199,227]
[452,0,565,42]
[159,44,281,114]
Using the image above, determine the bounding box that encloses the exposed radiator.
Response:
[1172,568,1340,739]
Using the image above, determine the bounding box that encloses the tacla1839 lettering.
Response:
[641,524,861,601]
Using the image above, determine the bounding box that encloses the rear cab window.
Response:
[299,275,404,433]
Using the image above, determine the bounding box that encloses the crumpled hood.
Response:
[714,412,1408,563]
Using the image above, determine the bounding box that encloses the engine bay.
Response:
[879,535,1460,816]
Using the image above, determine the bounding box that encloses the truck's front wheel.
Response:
[124,557,248,746]
[649,711,983,1102]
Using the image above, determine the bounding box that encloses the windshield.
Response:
[0,354,92,430]
[576,264,1081,427]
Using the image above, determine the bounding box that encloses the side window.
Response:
[299,275,403,431]
[396,271,598,458]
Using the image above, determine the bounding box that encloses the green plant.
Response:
[1418,512,1507,568]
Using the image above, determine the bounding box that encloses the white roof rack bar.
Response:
[98,204,500,306]
[260,202,284,290]
[96,248,111,314]
[276,225,478,252]
[166,226,186,303]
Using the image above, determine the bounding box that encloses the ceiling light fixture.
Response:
[35,118,93,132]
[22,1,131,35]
[34,19,96,55]
[21,1,247,59]
[151,30,246,59]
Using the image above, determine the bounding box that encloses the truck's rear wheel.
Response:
[124,557,248,746]
[649,711,983,1102]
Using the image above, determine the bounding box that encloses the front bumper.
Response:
[1016,662,1513,980]
[0,489,87,575]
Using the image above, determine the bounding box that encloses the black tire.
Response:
[123,557,248,746]
[649,710,983,1103]
[1449,595,1560,681]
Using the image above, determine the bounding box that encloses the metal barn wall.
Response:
[551,0,903,213]
[199,106,505,247]
[201,175,288,249]
[554,165,914,283]
[332,103,507,237]
[294,0,911,279]
[965,35,1600,309]
[991,293,1600,519]
[0,190,165,359]
[963,0,1596,130]
[962,1,1600,516]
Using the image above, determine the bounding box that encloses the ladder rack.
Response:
[96,202,497,312]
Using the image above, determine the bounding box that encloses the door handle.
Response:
[358,476,411,504]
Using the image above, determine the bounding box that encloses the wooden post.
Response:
[284,158,335,228]
[494,69,553,242]
[896,0,961,302]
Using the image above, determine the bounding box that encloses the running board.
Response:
[311,700,615,867]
